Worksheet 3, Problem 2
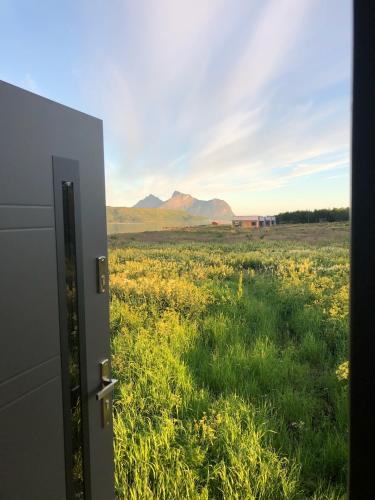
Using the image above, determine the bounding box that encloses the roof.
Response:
[233,215,261,221]
[232,215,276,221]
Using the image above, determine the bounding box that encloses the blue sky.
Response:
[0,0,351,214]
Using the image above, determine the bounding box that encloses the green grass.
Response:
[109,226,349,499]
[109,221,349,245]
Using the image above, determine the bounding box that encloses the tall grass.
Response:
[109,239,348,499]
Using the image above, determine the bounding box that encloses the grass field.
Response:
[109,221,349,244]
[108,223,349,499]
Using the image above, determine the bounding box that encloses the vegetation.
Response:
[109,223,349,499]
[276,208,349,225]
[110,221,349,246]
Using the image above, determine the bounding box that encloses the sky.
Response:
[0,0,352,214]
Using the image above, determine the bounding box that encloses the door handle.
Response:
[96,359,117,427]
[96,378,118,401]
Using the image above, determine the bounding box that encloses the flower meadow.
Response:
[109,231,349,499]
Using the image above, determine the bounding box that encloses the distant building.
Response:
[232,215,276,229]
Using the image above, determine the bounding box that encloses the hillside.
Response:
[106,206,208,233]
[133,191,234,220]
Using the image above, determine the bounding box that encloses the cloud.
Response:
[78,0,351,212]
[181,155,348,198]
[218,0,314,110]
[194,106,266,161]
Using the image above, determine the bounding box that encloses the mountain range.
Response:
[133,191,234,220]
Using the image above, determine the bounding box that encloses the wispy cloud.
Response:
[77,0,351,212]
[217,0,314,110]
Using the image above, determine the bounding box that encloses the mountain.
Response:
[159,191,234,220]
[133,194,163,208]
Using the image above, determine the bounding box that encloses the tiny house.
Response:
[232,215,276,229]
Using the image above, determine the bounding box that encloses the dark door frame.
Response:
[350,1,375,498]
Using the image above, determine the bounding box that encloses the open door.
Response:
[0,81,114,499]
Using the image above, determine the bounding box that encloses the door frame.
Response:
[350,1,375,497]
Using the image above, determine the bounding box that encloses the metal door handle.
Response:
[96,378,118,400]
[96,359,117,427]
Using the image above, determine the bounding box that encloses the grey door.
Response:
[0,81,114,500]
